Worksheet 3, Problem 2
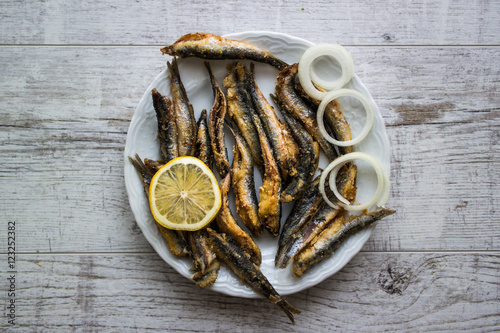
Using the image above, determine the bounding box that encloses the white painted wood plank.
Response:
[0,46,498,253]
[365,120,500,252]
[1,46,497,130]
[4,253,499,332]
[1,0,499,46]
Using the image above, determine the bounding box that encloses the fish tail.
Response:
[204,61,218,95]
[129,153,147,172]
[277,299,301,325]
[128,153,153,183]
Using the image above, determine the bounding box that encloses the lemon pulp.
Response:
[149,156,221,231]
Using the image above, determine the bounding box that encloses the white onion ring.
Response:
[317,89,374,147]
[298,44,354,100]
[319,152,390,212]
[310,46,353,90]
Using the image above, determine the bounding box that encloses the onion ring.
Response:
[298,43,354,100]
[317,89,374,147]
[319,152,390,212]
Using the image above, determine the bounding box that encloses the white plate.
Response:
[124,31,390,298]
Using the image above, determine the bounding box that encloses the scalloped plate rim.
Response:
[124,31,390,298]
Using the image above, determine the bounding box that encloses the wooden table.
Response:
[1,1,499,331]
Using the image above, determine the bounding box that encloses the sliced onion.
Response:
[320,152,390,212]
[298,44,354,100]
[317,89,374,147]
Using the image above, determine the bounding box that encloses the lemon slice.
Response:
[149,156,222,231]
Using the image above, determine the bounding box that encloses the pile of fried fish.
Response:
[129,33,395,325]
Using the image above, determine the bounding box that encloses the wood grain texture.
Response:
[1,0,500,46]
[0,46,498,253]
[0,1,499,331]
[4,253,499,332]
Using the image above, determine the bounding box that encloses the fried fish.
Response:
[215,173,262,265]
[292,208,396,277]
[167,58,197,157]
[161,33,288,70]
[207,228,300,324]
[274,63,338,161]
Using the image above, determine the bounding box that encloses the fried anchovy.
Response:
[274,63,338,161]
[141,157,193,259]
[292,208,396,277]
[229,124,263,237]
[155,224,190,257]
[191,259,221,288]
[275,108,319,203]
[161,33,288,70]
[252,113,281,237]
[275,164,357,269]
[152,88,178,161]
[215,173,262,265]
[205,61,230,178]
[275,175,324,265]
[247,63,298,181]
[195,109,212,168]
[189,115,221,286]
[277,205,344,269]
[223,61,263,167]
[167,58,197,157]
[280,122,300,180]
[187,229,220,288]
[187,229,217,273]
[295,82,353,156]
[128,154,189,256]
[144,154,219,284]
[207,228,301,325]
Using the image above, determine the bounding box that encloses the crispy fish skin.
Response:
[276,109,319,203]
[156,224,190,257]
[230,125,263,237]
[167,58,197,157]
[275,175,324,265]
[194,109,212,168]
[128,154,189,257]
[215,173,262,266]
[161,33,288,70]
[189,115,221,287]
[223,62,263,167]
[252,113,281,237]
[274,63,338,161]
[143,158,163,173]
[187,229,220,288]
[279,121,300,178]
[207,228,301,325]
[295,82,353,156]
[292,208,396,277]
[275,164,357,268]
[152,88,178,161]
[247,63,298,181]
[187,229,217,273]
[191,259,221,288]
[205,61,230,178]
[277,205,344,269]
